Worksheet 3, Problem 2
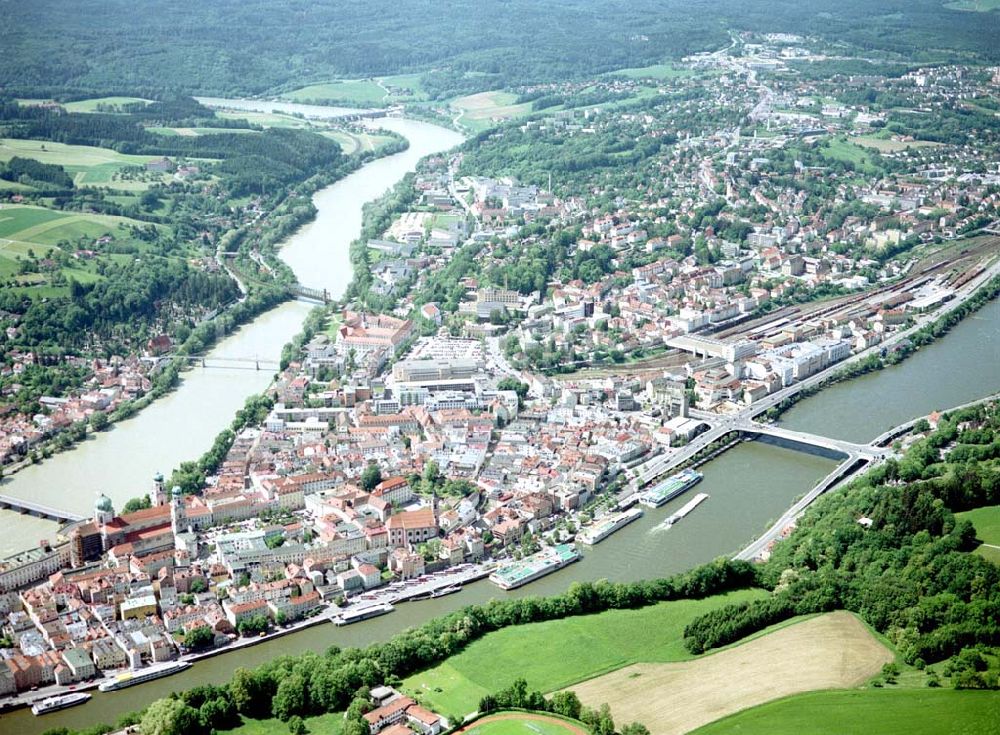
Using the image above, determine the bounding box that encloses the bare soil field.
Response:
[566,611,893,735]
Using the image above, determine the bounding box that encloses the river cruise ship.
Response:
[31,692,92,715]
[98,661,191,692]
[489,544,581,590]
[577,507,644,545]
[639,468,703,508]
[334,602,394,625]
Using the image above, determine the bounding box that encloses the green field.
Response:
[0,138,168,190]
[0,204,167,290]
[451,91,534,132]
[0,204,162,247]
[228,712,343,735]
[821,137,883,174]
[63,96,151,113]
[285,73,428,105]
[284,79,388,105]
[957,505,1000,563]
[321,130,397,155]
[216,111,313,129]
[689,689,1000,735]
[606,63,694,80]
[402,589,765,715]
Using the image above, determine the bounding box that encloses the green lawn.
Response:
[63,96,151,113]
[402,589,766,715]
[956,505,1000,563]
[228,712,343,735]
[820,137,883,174]
[689,689,1000,735]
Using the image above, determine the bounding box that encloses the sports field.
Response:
[402,589,766,715]
[689,689,1000,735]
[956,504,1000,564]
[457,713,587,735]
[568,612,893,735]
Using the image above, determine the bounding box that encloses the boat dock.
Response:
[656,492,710,530]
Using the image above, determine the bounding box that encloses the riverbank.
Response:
[762,272,1000,424]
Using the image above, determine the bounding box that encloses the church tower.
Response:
[170,486,186,536]
[151,473,167,507]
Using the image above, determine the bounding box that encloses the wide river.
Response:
[2,106,1000,734]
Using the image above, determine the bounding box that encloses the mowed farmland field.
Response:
[402,589,767,715]
[567,612,893,735]
[689,689,1000,735]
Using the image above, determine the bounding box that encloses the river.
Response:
[0,115,463,557]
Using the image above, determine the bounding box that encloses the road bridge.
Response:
[0,495,85,523]
[735,420,881,460]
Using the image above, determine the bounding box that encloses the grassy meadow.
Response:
[401,589,766,715]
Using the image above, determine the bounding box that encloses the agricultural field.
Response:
[216,111,313,129]
[0,204,167,291]
[402,589,766,715]
[148,126,259,137]
[0,138,168,190]
[689,689,1000,735]
[284,79,388,105]
[0,204,163,248]
[321,129,398,155]
[451,91,534,132]
[284,73,429,106]
[956,504,1000,564]
[62,96,151,113]
[458,713,587,735]
[568,612,893,735]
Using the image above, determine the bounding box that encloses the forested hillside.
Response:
[1,0,997,98]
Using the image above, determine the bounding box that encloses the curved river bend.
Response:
[0,116,463,556]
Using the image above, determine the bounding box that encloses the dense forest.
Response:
[2,1,998,99]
